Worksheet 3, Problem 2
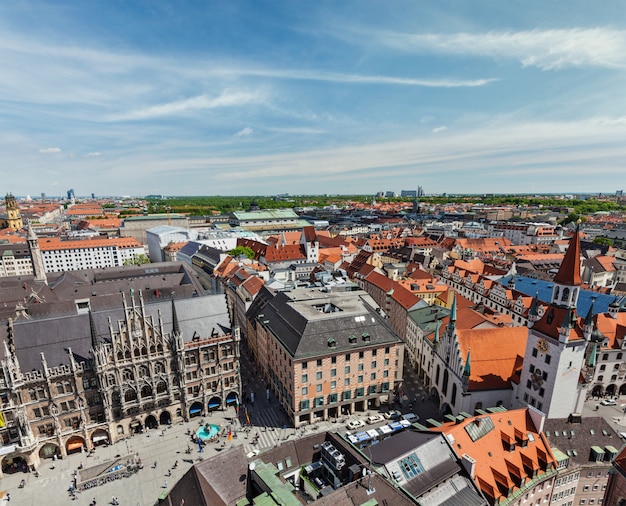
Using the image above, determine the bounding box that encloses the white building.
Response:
[39,236,146,272]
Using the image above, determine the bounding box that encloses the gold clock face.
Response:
[537,338,549,353]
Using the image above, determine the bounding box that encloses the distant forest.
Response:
[145,195,626,217]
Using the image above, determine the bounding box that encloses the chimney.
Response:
[461,454,476,479]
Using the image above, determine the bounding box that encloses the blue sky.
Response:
[2,1,626,197]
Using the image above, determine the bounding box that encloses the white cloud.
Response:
[108,90,263,121]
[84,152,102,157]
[39,147,61,154]
[380,28,626,70]
[235,68,496,87]
[234,127,253,137]
[432,126,447,133]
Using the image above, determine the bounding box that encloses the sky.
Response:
[2,1,626,198]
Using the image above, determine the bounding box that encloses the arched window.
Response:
[451,384,457,406]
[107,375,116,387]
[123,369,134,382]
[156,382,167,394]
[155,362,165,374]
[140,385,152,398]
[442,370,449,397]
[124,389,137,402]
[435,365,440,386]
[139,365,149,378]
[561,288,570,302]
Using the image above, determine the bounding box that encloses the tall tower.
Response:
[5,193,23,230]
[27,225,47,284]
[516,229,587,418]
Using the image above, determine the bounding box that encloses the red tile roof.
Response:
[553,230,582,285]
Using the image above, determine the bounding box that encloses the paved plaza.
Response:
[6,356,621,506]
[0,354,439,506]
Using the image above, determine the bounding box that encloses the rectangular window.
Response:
[532,348,538,357]
[316,384,322,392]
[316,359,322,367]
[371,361,377,368]
[316,371,322,380]
[330,381,336,389]
[344,378,350,386]
[342,391,351,400]
[302,361,308,369]
[358,363,364,371]
[383,370,389,377]
[300,400,310,410]
[345,354,351,361]
[345,366,351,374]
[545,354,552,364]
[358,375,363,383]
[302,387,308,395]
[384,359,389,366]
[302,374,308,383]
[330,368,336,377]
[359,351,364,359]
[371,373,376,380]
[331,356,337,364]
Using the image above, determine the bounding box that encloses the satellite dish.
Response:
[362,467,367,477]
[249,462,256,471]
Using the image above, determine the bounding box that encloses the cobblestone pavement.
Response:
[0,359,450,505]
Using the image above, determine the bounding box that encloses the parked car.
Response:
[402,413,420,424]
[346,419,365,430]
[383,409,401,420]
[600,399,617,406]
[366,414,385,424]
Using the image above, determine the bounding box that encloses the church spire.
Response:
[462,348,471,392]
[447,294,457,335]
[27,225,47,285]
[89,310,99,350]
[550,228,582,309]
[171,298,180,336]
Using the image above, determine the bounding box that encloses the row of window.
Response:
[300,348,391,369]
[301,360,390,383]
[299,383,391,410]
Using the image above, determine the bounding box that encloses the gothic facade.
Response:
[0,290,239,476]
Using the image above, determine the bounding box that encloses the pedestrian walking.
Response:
[164,480,168,488]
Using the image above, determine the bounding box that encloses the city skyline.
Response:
[2,1,626,197]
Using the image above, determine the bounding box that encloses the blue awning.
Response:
[190,407,202,414]
[208,402,220,408]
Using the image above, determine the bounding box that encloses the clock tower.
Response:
[516,228,588,418]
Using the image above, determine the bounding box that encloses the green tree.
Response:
[229,246,255,259]
[123,254,151,265]
[593,237,612,247]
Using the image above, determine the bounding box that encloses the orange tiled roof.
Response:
[241,275,264,297]
[431,409,556,504]
[456,327,528,390]
[38,236,141,251]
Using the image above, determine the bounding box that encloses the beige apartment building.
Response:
[246,285,404,427]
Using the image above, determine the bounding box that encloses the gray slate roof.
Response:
[251,287,401,360]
